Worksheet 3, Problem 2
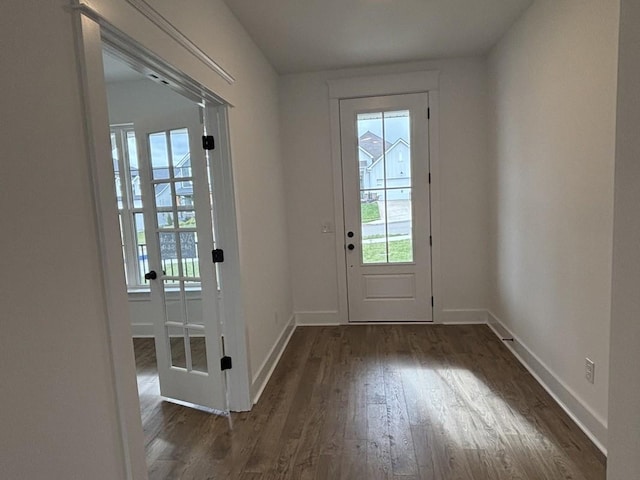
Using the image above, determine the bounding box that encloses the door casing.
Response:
[328,71,443,324]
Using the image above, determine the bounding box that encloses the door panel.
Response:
[341,93,432,322]
[136,108,225,410]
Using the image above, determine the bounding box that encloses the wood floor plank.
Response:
[133,325,606,480]
[367,402,393,480]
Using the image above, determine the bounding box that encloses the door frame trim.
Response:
[327,71,443,323]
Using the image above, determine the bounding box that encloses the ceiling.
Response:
[222,0,533,74]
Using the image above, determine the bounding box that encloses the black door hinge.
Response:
[220,356,232,371]
[202,135,215,150]
[431,296,434,307]
[428,172,431,184]
[212,249,224,263]
[429,235,432,246]
[427,107,430,119]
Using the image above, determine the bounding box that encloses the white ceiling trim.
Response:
[124,0,235,85]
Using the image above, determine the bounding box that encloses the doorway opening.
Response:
[74,9,251,475]
[103,47,231,411]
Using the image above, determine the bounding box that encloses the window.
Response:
[111,125,149,288]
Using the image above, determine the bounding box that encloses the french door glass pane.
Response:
[149,132,170,179]
[168,325,187,369]
[357,110,414,264]
[178,210,196,228]
[179,231,199,279]
[185,282,203,326]
[170,128,191,178]
[189,333,208,373]
[157,211,175,229]
[154,183,174,208]
[164,289,184,323]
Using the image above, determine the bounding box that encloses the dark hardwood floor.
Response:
[133,325,606,479]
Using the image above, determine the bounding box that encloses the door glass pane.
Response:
[176,180,194,207]
[361,189,387,264]
[159,232,180,279]
[387,188,413,263]
[357,110,414,265]
[178,210,196,228]
[383,110,411,188]
[357,113,385,190]
[157,211,175,229]
[168,325,187,369]
[171,128,191,178]
[149,132,170,180]
[164,288,184,323]
[179,232,199,279]
[189,331,208,373]
[185,282,203,325]
[154,183,174,208]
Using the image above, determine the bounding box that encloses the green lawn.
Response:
[361,202,380,222]
[362,239,413,263]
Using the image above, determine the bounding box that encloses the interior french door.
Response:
[136,108,225,410]
[340,93,433,322]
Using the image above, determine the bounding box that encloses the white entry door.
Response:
[136,108,225,410]
[340,93,433,322]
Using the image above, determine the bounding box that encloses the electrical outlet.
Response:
[585,358,595,384]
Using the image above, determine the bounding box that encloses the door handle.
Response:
[347,244,355,251]
[347,231,354,238]
[144,270,157,280]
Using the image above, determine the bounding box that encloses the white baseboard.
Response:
[131,323,154,337]
[486,311,607,455]
[250,314,296,404]
[439,309,488,324]
[295,310,342,326]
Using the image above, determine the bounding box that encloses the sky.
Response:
[357,110,410,144]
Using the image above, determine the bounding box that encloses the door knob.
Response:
[144,270,157,280]
[347,231,354,238]
[347,244,355,250]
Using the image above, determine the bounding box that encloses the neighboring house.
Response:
[359,131,411,200]
[153,153,194,209]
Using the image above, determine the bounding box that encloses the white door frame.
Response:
[72,7,250,480]
[328,71,444,324]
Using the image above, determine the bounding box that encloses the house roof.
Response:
[359,131,391,160]
[366,138,410,171]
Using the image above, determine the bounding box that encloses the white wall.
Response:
[487,0,619,447]
[0,0,292,477]
[0,1,127,478]
[106,78,195,125]
[279,58,490,323]
[607,0,640,476]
